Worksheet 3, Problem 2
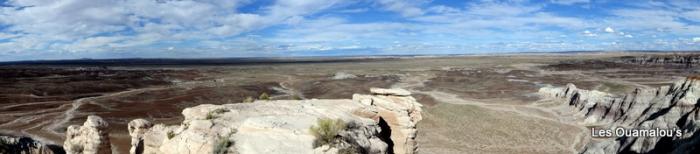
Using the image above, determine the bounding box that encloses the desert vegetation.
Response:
[212,129,237,154]
[309,118,347,148]
[206,108,230,120]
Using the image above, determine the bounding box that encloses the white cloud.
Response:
[377,0,425,17]
[0,0,346,54]
[605,27,615,33]
[1,0,700,60]
[606,8,700,35]
[550,0,589,5]
[582,30,597,37]
[466,2,541,17]
[683,9,700,22]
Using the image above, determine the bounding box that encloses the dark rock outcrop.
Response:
[0,135,65,154]
[616,54,700,66]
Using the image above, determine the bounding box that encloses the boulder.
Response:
[64,115,111,154]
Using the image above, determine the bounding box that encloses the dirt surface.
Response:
[1,52,699,153]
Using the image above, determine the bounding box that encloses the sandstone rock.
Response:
[354,88,423,154]
[540,77,700,153]
[64,115,111,154]
[129,88,422,154]
[129,119,153,154]
[0,135,64,154]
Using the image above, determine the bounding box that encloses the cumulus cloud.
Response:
[605,27,615,33]
[1,0,700,60]
[583,30,597,37]
[0,0,342,53]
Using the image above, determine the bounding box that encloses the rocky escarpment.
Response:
[616,54,700,66]
[63,116,112,154]
[540,78,700,153]
[128,88,422,154]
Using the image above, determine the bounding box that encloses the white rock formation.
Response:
[355,88,422,154]
[128,119,153,154]
[332,72,358,80]
[539,77,700,153]
[128,88,422,154]
[64,115,112,154]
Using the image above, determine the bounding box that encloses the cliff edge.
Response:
[127,88,423,154]
[539,77,700,153]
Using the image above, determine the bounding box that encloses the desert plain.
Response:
[1,52,697,154]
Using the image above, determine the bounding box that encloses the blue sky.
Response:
[1,0,700,61]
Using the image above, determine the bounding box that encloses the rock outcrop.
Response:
[0,135,64,154]
[128,119,153,154]
[64,115,112,154]
[354,88,422,154]
[332,72,358,80]
[539,77,700,153]
[128,88,422,154]
[616,54,700,66]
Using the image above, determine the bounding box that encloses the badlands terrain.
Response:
[1,52,700,153]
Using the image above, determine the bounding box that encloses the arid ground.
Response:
[1,52,697,153]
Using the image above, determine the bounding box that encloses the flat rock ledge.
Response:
[126,88,423,154]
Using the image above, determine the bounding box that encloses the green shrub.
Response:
[212,129,236,154]
[242,96,255,103]
[291,95,303,100]
[309,118,347,148]
[258,92,270,100]
[167,131,176,139]
[212,108,229,114]
[206,112,216,120]
[206,108,229,120]
[212,138,232,154]
[338,147,358,154]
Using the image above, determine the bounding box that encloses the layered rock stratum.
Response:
[126,88,422,154]
[616,54,700,66]
[539,77,700,153]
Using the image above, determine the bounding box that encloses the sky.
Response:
[1,0,700,61]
